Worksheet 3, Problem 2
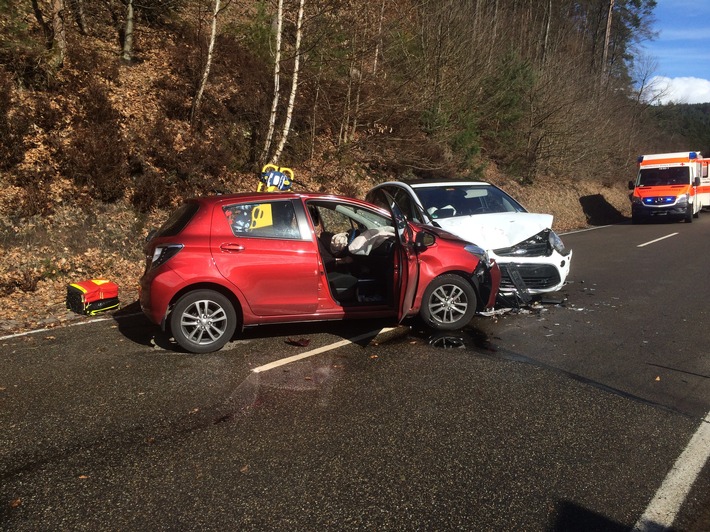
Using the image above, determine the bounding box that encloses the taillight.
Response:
[149,244,183,269]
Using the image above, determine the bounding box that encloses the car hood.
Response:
[433,212,553,250]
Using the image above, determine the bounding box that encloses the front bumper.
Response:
[495,249,572,294]
[632,204,688,218]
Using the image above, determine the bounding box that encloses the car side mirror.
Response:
[694,177,701,187]
[628,180,635,190]
[415,231,436,251]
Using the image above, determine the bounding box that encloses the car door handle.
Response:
[220,243,245,252]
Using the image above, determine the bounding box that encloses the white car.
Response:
[366,180,572,298]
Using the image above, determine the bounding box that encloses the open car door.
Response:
[371,189,420,322]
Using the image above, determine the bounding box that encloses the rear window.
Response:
[154,202,200,237]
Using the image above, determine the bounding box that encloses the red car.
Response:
[139,191,500,353]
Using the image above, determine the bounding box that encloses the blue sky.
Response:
[639,0,710,104]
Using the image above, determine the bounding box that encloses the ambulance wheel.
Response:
[170,290,237,353]
[685,205,693,223]
[420,274,477,331]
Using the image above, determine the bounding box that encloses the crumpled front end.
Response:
[492,228,572,294]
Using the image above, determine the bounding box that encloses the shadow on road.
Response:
[549,500,628,531]
[113,299,405,354]
[579,194,628,226]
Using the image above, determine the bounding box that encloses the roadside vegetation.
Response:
[0,0,705,333]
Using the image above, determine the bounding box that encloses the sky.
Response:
[640,0,710,104]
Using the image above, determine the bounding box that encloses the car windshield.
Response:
[637,167,689,186]
[413,184,525,219]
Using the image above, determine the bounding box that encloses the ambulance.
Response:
[628,151,710,223]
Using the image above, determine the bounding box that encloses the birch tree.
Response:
[191,0,232,124]
[260,0,284,164]
[121,0,135,62]
[271,0,305,163]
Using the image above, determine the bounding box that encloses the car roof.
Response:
[189,191,364,205]
[404,179,491,187]
[375,179,492,188]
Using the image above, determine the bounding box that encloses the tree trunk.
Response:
[260,0,284,165]
[31,0,53,50]
[122,0,135,63]
[272,0,305,164]
[68,0,87,35]
[601,0,615,84]
[191,0,222,125]
[51,0,67,68]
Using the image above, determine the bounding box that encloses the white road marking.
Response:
[632,411,710,532]
[251,328,395,373]
[637,233,678,248]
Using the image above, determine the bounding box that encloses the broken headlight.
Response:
[494,229,567,257]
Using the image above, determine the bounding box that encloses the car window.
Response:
[222,200,301,239]
[308,201,393,233]
[155,202,199,237]
[414,185,525,217]
[391,188,423,223]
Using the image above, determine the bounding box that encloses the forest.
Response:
[0,0,705,330]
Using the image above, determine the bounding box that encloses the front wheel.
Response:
[170,290,237,353]
[419,274,477,331]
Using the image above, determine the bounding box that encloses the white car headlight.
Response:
[548,231,567,255]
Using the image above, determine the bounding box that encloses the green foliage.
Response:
[476,52,534,174]
[226,2,273,64]
[0,1,53,88]
[651,103,710,155]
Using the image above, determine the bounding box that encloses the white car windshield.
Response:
[414,184,526,219]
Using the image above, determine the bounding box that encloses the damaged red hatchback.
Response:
[140,191,500,353]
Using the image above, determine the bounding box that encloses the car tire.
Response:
[685,204,693,223]
[419,274,477,331]
[170,289,237,353]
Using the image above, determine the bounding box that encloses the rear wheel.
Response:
[419,274,477,331]
[170,290,237,353]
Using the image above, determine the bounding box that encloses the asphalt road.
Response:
[1,216,709,531]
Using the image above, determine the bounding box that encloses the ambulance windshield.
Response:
[638,167,689,186]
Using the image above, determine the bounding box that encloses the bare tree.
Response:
[601,0,615,85]
[191,0,232,124]
[121,0,135,62]
[67,0,87,35]
[271,0,305,163]
[260,0,285,164]
[30,0,66,67]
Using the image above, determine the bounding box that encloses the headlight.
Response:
[675,194,688,205]
[464,243,490,266]
[548,231,567,255]
[494,230,550,257]
[631,196,643,205]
